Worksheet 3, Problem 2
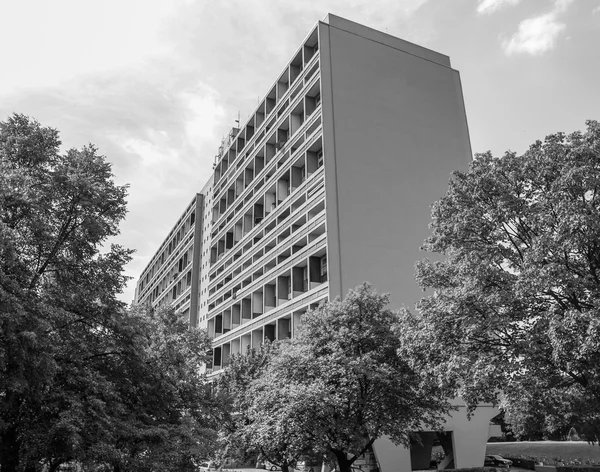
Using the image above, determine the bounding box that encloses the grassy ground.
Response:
[486,442,600,462]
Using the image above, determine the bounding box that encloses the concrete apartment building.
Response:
[135,14,499,471]
[134,194,202,322]
[134,176,214,328]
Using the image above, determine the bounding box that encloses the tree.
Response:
[218,343,318,472]
[501,389,574,441]
[269,284,450,472]
[0,113,132,471]
[16,304,216,472]
[97,305,216,472]
[403,120,600,443]
[0,114,217,471]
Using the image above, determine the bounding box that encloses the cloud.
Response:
[502,12,566,55]
[477,0,521,15]
[502,0,575,56]
[0,0,177,94]
[554,0,575,13]
[0,0,435,302]
[593,5,600,14]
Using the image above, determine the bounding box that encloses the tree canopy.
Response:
[218,342,316,472]
[402,120,600,443]
[220,284,450,472]
[0,114,216,471]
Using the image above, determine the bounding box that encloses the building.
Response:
[135,175,215,328]
[134,193,203,325]
[134,14,498,471]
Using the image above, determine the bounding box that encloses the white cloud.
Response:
[502,0,575,56]
[554,0,575,12]
[502,12,566,55]
[593,5,600,14]
[181,85,226,151]
[477,0,521,15]
[0,0,436,303]
[0,0,179,95]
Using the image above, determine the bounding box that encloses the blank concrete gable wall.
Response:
[319,16,472,308]
[318,18,497,471]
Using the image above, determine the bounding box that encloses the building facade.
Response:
[135,193,203,323]
[135,14,498,471]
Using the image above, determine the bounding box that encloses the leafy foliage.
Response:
[218,342,314,472]
[403,120,600,443]
[99,305,217,471]
[0,114,216,471]
[220,284,450,472]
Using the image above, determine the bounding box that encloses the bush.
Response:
[556,468,600,472]
[505,457,536,470]
[568,428,581,441]
[500,454,600,468]
[547,459,600,467]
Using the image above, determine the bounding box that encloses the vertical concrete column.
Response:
[264,285,275,311]
[280,176,290,202]
[372,436,411,472]
[234,220,243,242]
[231,338,241,356]
[222,343,231,367]
[232,304,241,329]
[223,309,231,333]
[292,311,303,338]
[450,406,498,469]
[253,290,264,316]
[241,334,251,354]
[251,329,263,348]
[244,212,252,235]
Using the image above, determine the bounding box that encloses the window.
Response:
[320,255,327,282]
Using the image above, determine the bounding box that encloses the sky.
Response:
[1,0,599,303]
